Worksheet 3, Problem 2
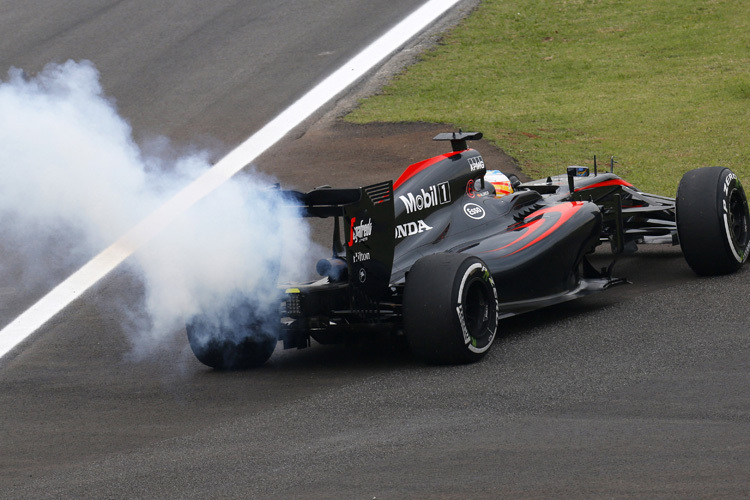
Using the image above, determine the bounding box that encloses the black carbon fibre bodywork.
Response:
[277,132,715,350]
[388,149,606,307]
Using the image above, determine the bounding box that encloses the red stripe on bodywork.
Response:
[575,179,632,192]
[484,202,585,256]
[494,217,545,251]
[348,217,355,247]
[393,150,464,190]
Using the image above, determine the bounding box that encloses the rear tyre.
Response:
[676,167,750,275]
[404,253,499,364]
[186,302,278,370]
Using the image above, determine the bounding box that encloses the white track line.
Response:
[0,0,463,359]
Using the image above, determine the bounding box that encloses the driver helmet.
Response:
[484,170,514,198]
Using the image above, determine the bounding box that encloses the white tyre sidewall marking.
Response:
[455,262,498,354]
[722,177,748,264]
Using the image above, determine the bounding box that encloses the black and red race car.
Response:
[187,132,749,369]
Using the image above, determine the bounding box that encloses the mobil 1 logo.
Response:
[400,181,450,214]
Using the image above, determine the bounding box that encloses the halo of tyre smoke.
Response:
[0,60,312,360]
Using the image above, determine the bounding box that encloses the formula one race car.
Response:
[186,132,749,369]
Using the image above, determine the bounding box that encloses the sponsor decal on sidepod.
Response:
[395,220,432,239]
[463,203,485,220]
[400,182,450,214]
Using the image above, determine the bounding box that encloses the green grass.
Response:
[348,0,750,195]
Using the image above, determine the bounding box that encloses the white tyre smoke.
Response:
[0,60,311,358]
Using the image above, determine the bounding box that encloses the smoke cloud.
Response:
[0,60,315,362]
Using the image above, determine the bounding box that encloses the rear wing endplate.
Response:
[343,181,395,300]
[283,181,396,300]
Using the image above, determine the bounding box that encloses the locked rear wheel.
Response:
[403,253,499,364]
[676,167,750,275]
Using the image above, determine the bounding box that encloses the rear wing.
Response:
[282,187,361,217]
[283,181,395,300]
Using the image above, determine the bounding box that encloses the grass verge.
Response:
[347,0,750,195]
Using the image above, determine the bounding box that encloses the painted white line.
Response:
[0,0,464,360]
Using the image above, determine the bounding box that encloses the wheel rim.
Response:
[463,277,492,341]
[727,187,750,252]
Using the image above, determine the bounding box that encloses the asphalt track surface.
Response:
[1,2,748,499]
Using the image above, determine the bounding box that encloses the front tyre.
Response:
[404,253,499,364]
[676,167,750,275]
[186,302,278,370]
